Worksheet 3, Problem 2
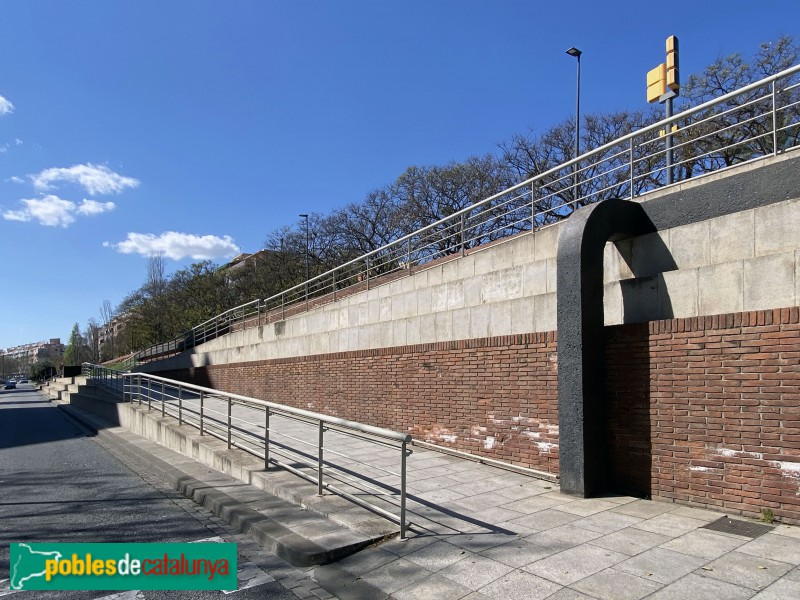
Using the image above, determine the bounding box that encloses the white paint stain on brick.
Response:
[484,436,496,450]
[690,466,710,472]
[536,442,557,453]
[775,461,800,476]
[439,434,457,443]
[717,447,763,460]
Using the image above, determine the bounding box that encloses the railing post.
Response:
[366,256,370,291]
[178,386,183,425]
[401,440,408,539]
[161,381,166,417]
[531,183,536,230]
[281,293,286,321]
[137,374,142,405]
[264,408,270,469]
[147,378,151,411]
[227,397,232,449]
[772,80,779,156]
[333,269,337,302]
[199,392,205,436]
[406,238,412,275]
[318,422,324,496]
[629,138,635,200]
[460,213,466,256]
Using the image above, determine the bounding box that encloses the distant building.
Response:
[2,338,65,368]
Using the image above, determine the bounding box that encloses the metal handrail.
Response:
[83,366,412,537]
[132,64,800,364]
[82,362,126,393]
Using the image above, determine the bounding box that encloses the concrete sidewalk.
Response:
[45,380,800,599]
[313,451,800,600]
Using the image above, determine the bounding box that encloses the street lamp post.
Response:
[566,47,582,205]
[299,214,309,310]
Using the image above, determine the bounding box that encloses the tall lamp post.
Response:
[299,214,309,309]
[566,47,582,204]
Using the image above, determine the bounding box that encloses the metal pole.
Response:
[178,386,183,425]
[161,381,165,417]
[366,256,370,290]
[772,80,779,155]
[400,440,408,539]
[147,378,151,411]
[300,214,310,311]
[574,52,581,202]
[575,52,581,162]
[200,391,205,436]
[264,408,270,469]
[227,397,232,449]
[318,422,324,496]
[460,213,466,256]
[333,269,337,302]
[665,96,673,184]
[629,138,635,199]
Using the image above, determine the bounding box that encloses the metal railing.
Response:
[106,370,413,537]
[133,64,800,364]
[82,362,126,394]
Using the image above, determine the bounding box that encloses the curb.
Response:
[55,401,382,569]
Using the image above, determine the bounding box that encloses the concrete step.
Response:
[58,403,391,568]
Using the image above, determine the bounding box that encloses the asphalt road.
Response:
[0,383,300,600]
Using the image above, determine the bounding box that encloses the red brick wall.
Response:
[157,306,800,522]
[160,333,561,474]
[606,307,800,523]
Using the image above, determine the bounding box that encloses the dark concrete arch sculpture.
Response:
[556,199,657,497]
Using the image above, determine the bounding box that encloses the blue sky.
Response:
[1,0,798,349]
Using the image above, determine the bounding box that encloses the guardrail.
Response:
[82,362,126,394]
[133,64,800,364]
[95,369,413,537]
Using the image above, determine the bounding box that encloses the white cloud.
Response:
[32,163,139,195]
[3,195,76,227]
[109,231,241,260]
[7,176,25,184]
[0,95,13,115]
[2,195,116,227]
[77,199,116,216]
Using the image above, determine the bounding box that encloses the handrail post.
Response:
[629,138,635,199]
[178,386,183,425]
[264,408,270,469]
[161,381,166,417]
[199,391,205,436]
[281,293,286,321]
[366,256,370,290]
[318,422,324,496]
[137,374,142,405]
[401,440,408,539]
[333,269,337,301]
[772,80,778,155]
[227,397,232,449]
[531,183,536,230]
[460,213,466,256]
[147,378,151,411]
[406,238,412,275]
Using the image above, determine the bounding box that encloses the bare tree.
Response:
[99,299,115,359]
